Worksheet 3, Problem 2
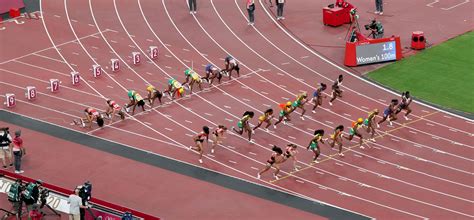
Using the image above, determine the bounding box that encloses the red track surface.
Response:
[0,0,473,219]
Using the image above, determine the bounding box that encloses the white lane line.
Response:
[325,121,334,124]
[281,62,290,65]
[183,59,190,63]
[295,179,305,184]
[378,99,387,102]
[128,45,136,48]
[358,168,367,172]
[409,130,417,134]
[54,15,61,18]
[146,72,153,76]
[182,48,190,52]
[229,160,237,164]
[443,115,453,119]
[261,91,269,95]
[338,177,348,181]
[225,118,233,122]
[70,63,77,67]
[110,40,118,44]
[413,144,423,148]
[165,54,172,58]
[426,0,440,7]
[441,0,470,10]
[353,154,362,158]
[361,106,369,110]
[422,110,430,113]
[185,120,193,124]
[227,145,235,149]
[164,128,173,131]
[319,186,328,190]
[87,80,95,84]
[164,43,172,47]
[72,52,79,55]
[263,104,272,107]
[204,113,213,116]
[315,171,325,175]
[32,53,65,63]
[276,72,284,76]
[146,39,154,42]
[88,23,95,27]
[126,78,133,82]
[91,46,99,50]
[106,85,114,89]
[335,162,344,166]
[432,136,440,140]
[224,105,231,109]
[343,113,351,117]
[281,97,289,100]
[391,138,400,142]
[249,152,257,155]
[449,128,458,133]
[251,167,259,170]
[300,56,309,59]
[165,66,172,69]
[426,123,434,126]
[143,122,152,126]
[288,136,296,140]
[207,154,215,158]
[242,98,251,102]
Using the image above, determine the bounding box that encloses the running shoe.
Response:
[199,159,203,164]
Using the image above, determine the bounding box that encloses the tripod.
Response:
[345,10,361,42]
[39,203,61,217]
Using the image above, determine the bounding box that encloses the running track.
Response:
[0,0,473,219]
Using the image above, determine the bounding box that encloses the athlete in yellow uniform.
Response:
[273,102,293,129]
[145,85,163,107]
[307,129,325,163]
[345,118,364,149]
[363,109,379,142]
[183,68,203,93]
[232,111,255,143]
[253,108,274,132]
[164,78,185,100]
[289,92,308,120]
[125,90,146,115]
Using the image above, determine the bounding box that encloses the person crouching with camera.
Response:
[365,18,384,39]
[67,187,89,220]
[22,180,42,213]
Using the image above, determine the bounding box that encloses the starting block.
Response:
[111,59,120,72]
[25,86,37,100]
[5,94,16,108]
[71,72,80,85]
[149,46,158,59]
[92,65,102,77]
[50,79,60,92]
[9,8,21,18]
[132,52,141,65]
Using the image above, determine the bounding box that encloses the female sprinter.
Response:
[257,145,285,180]
[329,80,343,106]
[346,118,365,149]
[105,100,125,125]
[203,64,223,85]
[164,78,185,100]
[189,126,210,164]
[283,144,299,171]
[329,125,345,156]
[145,85,163,107]
[311,83,327,113]
[232,111,255,143]
[224,55,240,79]
[273,102,293,129]
[73,107,104,129]
[377,99,398,127]
[125,90,146,115]
[210,125,227,153]
[364,109,379,142]
[396,91,413,120]
[307,129,325,163]
[289,92,308,120]
[183,68,203,93]
[253,108,274,133]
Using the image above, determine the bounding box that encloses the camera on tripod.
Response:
[38,188,49,208]
[364,21,376,31]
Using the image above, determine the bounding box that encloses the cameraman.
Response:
[22,180,42,213]
[7,179,24,213]
[68,187,88,220]
[0,127,13,169]
[366,18,384,39]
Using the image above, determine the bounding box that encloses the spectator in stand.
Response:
[189,0,197,14]
[375,0,383,15]
[68,187,88,220]
[247,0,256,25]
[12,130,24,174]
[0,127,13,169]
[276,0,285,20]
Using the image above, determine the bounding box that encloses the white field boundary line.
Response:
[426,0,440,7]
[207,0,474,168]
[0,29,113,65]
[0,108,332,218]
[256,0,474,123]
[163,0,473,184]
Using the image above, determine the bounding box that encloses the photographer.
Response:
[22,180,42,213]
[7,179,24,212]
[0,127,13,169]
[365,19,384,39]
[68,187,88,220]
[78,182,92,220]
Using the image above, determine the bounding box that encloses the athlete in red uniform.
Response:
[74,107,104,128]
[189,126,210,164]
